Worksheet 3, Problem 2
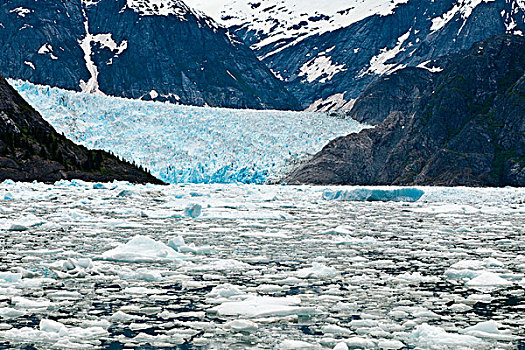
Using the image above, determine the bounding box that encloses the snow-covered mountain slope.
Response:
[11,80,366,184]
[189,0,525,110]
[0,0,298,110]
[185,0,409,58]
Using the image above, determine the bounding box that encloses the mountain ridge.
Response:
[188,0,525,110]
[283,35,525,187]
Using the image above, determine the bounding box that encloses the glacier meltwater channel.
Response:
[11,80,367,184]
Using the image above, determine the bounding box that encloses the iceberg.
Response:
[323,188,424,202]
[209,296,318,318]
[100,235,185,263]
[410,323,485,348]
[11,79,366,184]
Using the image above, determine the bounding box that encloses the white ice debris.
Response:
[184,203,202,218]
[101,235,185,263]
[0,181,523,348]
[466,272,512,287]
[223,319,258,332]
[411,323,485,348]
[210,296,317,318]
[460,320,518,341]
[279,339,319,349]
[296,262,338,279]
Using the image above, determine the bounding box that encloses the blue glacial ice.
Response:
[10,80,368,184]
[322,188,425,202]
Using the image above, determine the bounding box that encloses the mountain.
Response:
[0,73,162,184]
[283,35,525,187]
[0,0,298,110]
[189,0,525,110]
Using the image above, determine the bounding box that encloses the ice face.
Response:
[10,79,368,184]
[0,181,523,349]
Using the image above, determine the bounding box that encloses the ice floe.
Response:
[100,235,185,263]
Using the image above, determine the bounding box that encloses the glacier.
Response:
[10,80,367,184]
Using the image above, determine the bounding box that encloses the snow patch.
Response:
[361,30,410,77]
[299,47,346,83]
[9,7,32,18]
[430,0,496,32]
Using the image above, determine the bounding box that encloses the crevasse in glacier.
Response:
[11,80,367,184]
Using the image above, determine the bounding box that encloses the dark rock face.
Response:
[284,35,525,187]
[230,0,525,110]
[0,0,298,110]
[0,73,162,184]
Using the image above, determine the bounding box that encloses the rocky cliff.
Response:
[0,73,162,184]
[0,0,298,110]
[284,35,525,187]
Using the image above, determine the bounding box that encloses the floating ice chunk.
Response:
[123,287,165,295]
[47,291,82,300]
[466,272,512,287]
[393,272,440,283]
[0,272,22,284]
[323,188,424,202]
[109,311,142,323]
[119,268,163,282]
[459,320,517,340]
[296,263,338,279]
[206,284,245,299]
[411,323,485,348]
[450,258,504,270]
[450,260,483,270]
[12,297,51,309]
[256,284,284,294]
[333,342,348,350]
[377,339,404,349]
[280,339,319,349]
[187,259,252,272]
[322,226,353,235]
[482,258,504,268]
[210,296,317,318]
[444,269,481,281]
[93,183,107,189]
[8,224,28,232]
[322,324,352,336]
[101,235,185,263]
[168,236,185,250]
[117,190,134,197]
[0,308,25,319]
[40,319,68,336]
[184,203,202,218]
[223,319,258,332]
